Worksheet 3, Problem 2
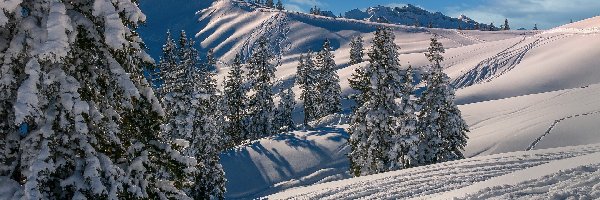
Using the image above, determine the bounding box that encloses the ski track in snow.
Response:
[267,144,600,199]
[452,33,574,89]
[527,108,600,151]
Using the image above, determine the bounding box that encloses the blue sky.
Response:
[282,0,600,29]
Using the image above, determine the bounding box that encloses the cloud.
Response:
[446,0,600,29]
[288,0,325,7]
[285,4,304,12]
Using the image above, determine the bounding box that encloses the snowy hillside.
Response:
[170,0,600,198]
[343,5,494,30]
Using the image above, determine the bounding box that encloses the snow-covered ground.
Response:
[136,0,600,198]
[268,144,600,199]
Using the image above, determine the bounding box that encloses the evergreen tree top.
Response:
[425,35,445,64]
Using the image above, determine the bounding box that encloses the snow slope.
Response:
[268,144,600,199]
[448,16,600,104]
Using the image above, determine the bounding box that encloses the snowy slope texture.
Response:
[344,5,495,30]
[449,16,600,104]
[268,144,600,199]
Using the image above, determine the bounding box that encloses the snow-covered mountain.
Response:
[139,0,600,198]
[344,5,495,30]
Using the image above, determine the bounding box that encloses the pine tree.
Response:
[348,27,418,176]
[503,19,510,30]
[158,31,184,113]
[417,36,469,165]
[246,37,277,139]
[276,0,285,10]
[297,53,320,126]
[310,6,321,15]
[266,0,275,8]
[388,66,419,170]
[489,22,496,31]
[275,87,296,132]
[160,32,226,199]
[206,48,217,71]
[0,1,194,199]
[315,39,342,118]
[349,65,370,107]
[224,54,248,145]
[349,35,365,65]
[533,24,539,30]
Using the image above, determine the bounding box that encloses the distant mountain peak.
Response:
[344,5,493,30]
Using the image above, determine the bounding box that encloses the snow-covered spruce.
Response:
[246,36,277,140]
[349,35,365,65]
[417,36,469,165]
[276,0,285,10]
[348,27,419,176]
[315,39,342,119]
[275,87,296,132]
[0,1,198,199]
[297,52,320,126]
[224,54,248,146]
[265,0,274,8]
[157,31,226,199]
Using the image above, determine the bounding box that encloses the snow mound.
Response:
[220,128,350,199]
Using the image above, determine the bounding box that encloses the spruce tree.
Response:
[315,39,342,118]
[504,19,510,30]
[349,66,370,107]
[417,36,469,165]
[0,1,194,199]
[276,0,285,10]
[246,37,276,139]
[297,53,320,126]
[158,31,184,115]
[159,32,226,200]
[206,48,217,71]
[310,6,321,15]
[224,54,248,145]
[266,0,275,8]
[388,66,419,170]
[349,35,365,65]
[348,27,418,176]
[275,87,296,132]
